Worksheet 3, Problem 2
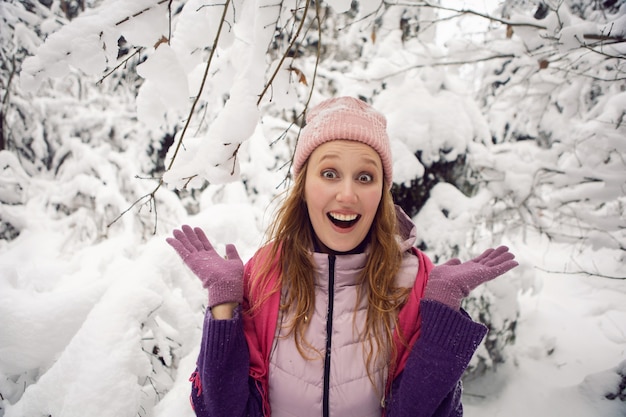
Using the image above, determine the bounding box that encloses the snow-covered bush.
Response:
[477,0,626,267]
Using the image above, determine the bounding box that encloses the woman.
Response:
[167,97,518,417]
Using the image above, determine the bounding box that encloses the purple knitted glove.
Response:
[424,246,519,310]
[166,225,244,308]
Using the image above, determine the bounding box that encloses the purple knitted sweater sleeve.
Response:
[190,307,264,417]
[385,299,488,417]
[190,301,487,417]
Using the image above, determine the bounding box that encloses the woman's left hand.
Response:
[424,246,519,310]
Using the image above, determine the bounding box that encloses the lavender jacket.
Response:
[189,298,487,417]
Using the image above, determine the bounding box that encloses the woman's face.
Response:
[304,140,384,253]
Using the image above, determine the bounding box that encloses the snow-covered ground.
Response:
[465,234,626,417]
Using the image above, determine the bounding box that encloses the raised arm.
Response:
[167,225,264,417]
[386,246,518,417]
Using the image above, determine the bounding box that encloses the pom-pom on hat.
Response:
[293,97,393,188]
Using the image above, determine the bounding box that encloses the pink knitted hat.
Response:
[293,97,393,188]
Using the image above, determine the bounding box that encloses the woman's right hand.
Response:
[167,225,244,309]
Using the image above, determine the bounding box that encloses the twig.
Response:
[583,34,626,44]
[257,0,312,106]
[167,0,173,44]
[166,0,232,172]
[227,143,241,175]
[108,0,232,232]
[534,266,625,280]
[115,0,170,26]
[107,192,154,228]
[390,1,547,30]
[369,54,516,81]
[98,1,171,83]
[1,55,17,151]
[547,63,626,82]
[97,47,143,84]
[393,0,626,47]
[182,175,197,189]
[276,0,323,190]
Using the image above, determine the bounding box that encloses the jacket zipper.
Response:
[323,254,336,417]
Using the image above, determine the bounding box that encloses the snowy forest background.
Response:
[0,0,625,416]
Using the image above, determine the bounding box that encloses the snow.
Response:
[136,45,191,116]
[20,1,169,92]
[465,238,626,417]
[2,0,625,417]
[1,185,624,417]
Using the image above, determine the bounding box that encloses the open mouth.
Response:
[327,212,360,229]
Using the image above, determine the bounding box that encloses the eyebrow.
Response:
[318,153,381,168]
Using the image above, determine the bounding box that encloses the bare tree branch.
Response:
[0,54,16,151]
[274,0,324,190]
[369,53,516,81]
[394,1,626,55]
[534,266,625,280]
[107,189,157,232]
[114,0,171,26]
[97,47,143,84]
[108,0,233,232]
[583,33,626,44]
[257,1,312,105]
[390,1,547,29]
[166,0,232,173]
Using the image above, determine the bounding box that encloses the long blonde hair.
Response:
[248,161,410,384]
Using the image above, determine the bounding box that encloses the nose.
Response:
[336,179,358,204]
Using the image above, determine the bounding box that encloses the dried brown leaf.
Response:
[288,66,308,86]
[154,35,169,49]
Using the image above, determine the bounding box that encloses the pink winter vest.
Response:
[242,245,432,417]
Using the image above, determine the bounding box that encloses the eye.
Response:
[321,169,338,179]
[357,172,374,183]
